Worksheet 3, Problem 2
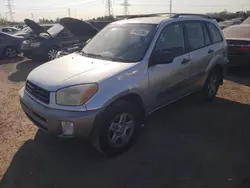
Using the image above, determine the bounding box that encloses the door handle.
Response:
[208,49,214,54]
[181,58,190,64]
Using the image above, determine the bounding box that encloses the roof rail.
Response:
[125,13,173,19]
[124,13,214,20]
[171,13,213,19]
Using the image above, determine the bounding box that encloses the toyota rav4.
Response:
[19,14,228,155]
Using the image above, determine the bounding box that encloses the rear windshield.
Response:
[223,26,250,39]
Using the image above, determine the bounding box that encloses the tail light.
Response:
[239,46,250,51]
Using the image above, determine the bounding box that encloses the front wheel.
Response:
[4,47,18,58]
[47,47,59,61]
[93,100,140,156]
[202,68,221,101]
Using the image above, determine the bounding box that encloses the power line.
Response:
[6,0,15,22]
[121,0,131,15]
[105,0,113,16]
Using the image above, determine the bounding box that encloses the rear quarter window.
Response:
[207,23,223,43]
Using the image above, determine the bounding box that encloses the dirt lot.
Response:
[0,57,250,188]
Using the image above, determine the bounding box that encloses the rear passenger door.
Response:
[184,21,214,90]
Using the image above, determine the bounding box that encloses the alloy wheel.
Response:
[5,48,17,58]
[47,49,58,60]
[108,113,135,148]
[207,73,218,97]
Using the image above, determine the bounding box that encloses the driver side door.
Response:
[148,22,191,110]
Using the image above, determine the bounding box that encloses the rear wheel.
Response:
[4,47,18,58]
[202,68,221,101]
[93,100,140,156]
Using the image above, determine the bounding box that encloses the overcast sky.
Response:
[0,0,250,21]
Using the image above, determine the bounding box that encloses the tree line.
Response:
[0,11,249,26]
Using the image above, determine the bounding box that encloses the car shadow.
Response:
[226,67,250,87]
[8,59,42,82]
[1,97,250,188]
[0,56,25,65]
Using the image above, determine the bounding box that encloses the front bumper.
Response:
[21,45,46,59]
[19,87,99,138]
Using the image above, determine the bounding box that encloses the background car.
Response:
[223,22,250,67]
[21,18,98,61]
[14,24,54,38]
[0,31,23,58]
[0,27,20,35]
[219,20,242,29]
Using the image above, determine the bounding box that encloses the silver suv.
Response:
[19,14,228,155]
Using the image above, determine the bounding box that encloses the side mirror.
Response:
[150,50,174,66]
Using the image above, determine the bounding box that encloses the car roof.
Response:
[112,15,216,25]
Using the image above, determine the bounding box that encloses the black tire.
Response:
[202,68,221,101]
[94,100,140,156]
[4,46,18,59]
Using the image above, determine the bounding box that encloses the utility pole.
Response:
[31,13,34,21]
[105,0,113,16]
[169,0,172,16]
[6,0,14,22]
[68,8,71,17]
[121,0,131,16]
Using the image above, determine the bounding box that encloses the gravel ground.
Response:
[0,58,250,188]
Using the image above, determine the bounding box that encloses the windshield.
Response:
[47,24,64,36]
[82,23,157,62]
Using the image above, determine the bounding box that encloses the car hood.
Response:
[24,19,50,36]
[59,17,98,37]
[27,53,136,91]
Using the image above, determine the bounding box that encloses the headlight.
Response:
[30,42,40,48]
[56,84,98,106]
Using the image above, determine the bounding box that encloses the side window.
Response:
[203,23,212,46]
[61,29,73,37]
[185,22,205,51]
[155,23,184,57]
[207,23,223,43]
[2,28,9,32]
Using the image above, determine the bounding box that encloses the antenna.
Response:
[105,0,113,16]
[6,0,15,22]
[121,0,131,16]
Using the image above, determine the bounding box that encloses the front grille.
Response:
[25,81,50,104]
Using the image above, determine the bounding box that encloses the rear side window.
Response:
[155,23,185,57]
[207,23,223,43]
[184,22,204,51]
[203,23,212,46]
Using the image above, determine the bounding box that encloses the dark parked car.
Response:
[223,24,250,67]
[21,18,98,61]
[0,31,23,58]
[0,27,20,35]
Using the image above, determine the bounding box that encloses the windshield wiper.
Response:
[79,51,115,61]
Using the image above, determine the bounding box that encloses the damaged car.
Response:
[21,18,98,61]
